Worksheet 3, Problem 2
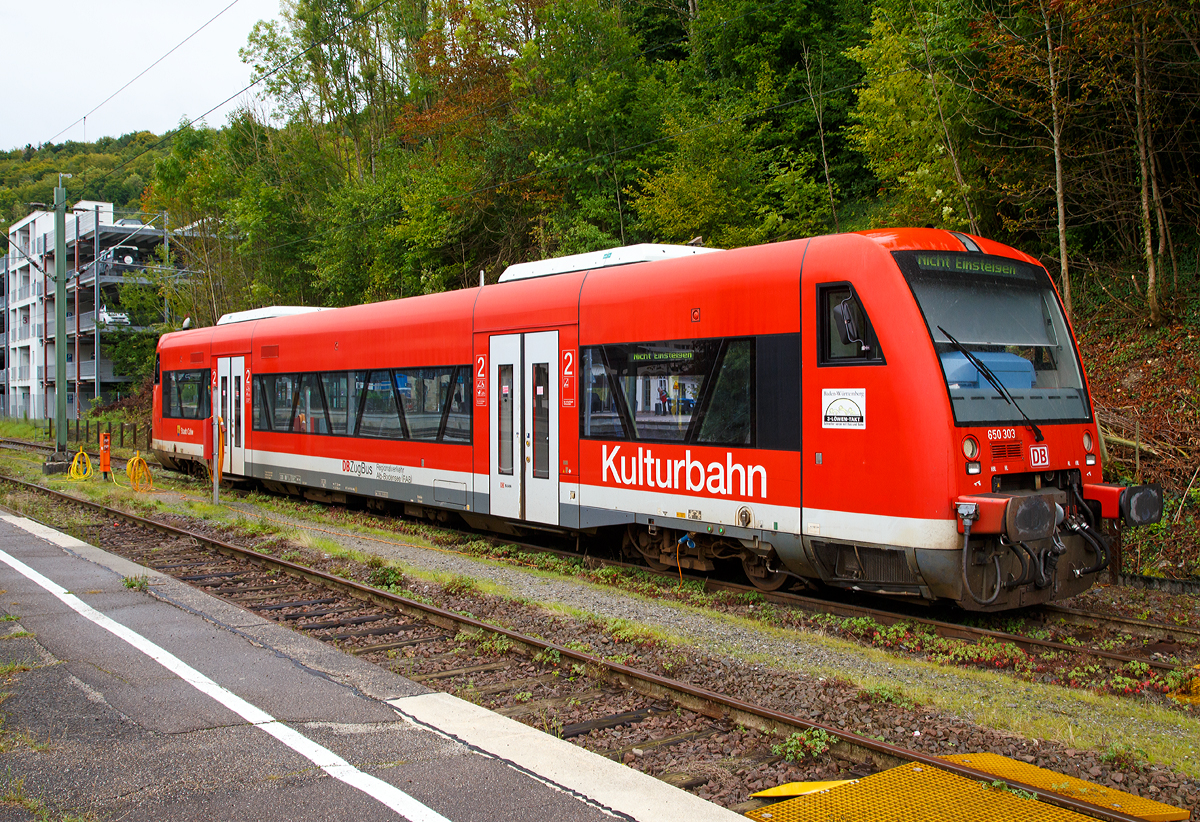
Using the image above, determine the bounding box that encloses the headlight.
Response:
[1083,431,1094,452]
[962,436,979,459]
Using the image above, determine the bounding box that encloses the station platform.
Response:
[0,515,742,822]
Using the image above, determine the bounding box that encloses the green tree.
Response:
[846,0,983,231]
[632,86,829,247]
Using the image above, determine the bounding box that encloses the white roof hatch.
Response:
[498,243,722,282]
[216,306,332,325]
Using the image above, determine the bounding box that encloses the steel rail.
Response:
[0,436,149,470]
[1,433,1193,660]
[0,472,1156,822]
[482,536,1193,675]
[1039,603,1200,644]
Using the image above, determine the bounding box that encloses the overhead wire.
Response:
[87,0,396,187]
[45,0,246,145]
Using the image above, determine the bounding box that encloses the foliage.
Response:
[860,684,916,709]
[122,575,149,592]
[846,0,984,231]
[367,565,406,589]
[3,0,1194,337]
[772,728,837,762]
[0,133,166,244]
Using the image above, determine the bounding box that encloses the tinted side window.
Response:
[294,373,329,434]
[322,373,351,435]
[580,337,755,445]
[398,367,454,442]
[818,284,885,365]
[359,370,404,439]
[442,368,472,443]
[756,333,801,451]
[581,348,624,438]
[248,367,471,442]
[697,340,753,445]
[163,370,211,419]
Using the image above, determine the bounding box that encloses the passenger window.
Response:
[294,374,328,434]
[398,367,453,441]
[247,366,471,442]
[358,370,404,439]
[321,373,351,435]
[818,284,884,365]
[163,370,211,419]
[581,348,625,439]
[580,337,755,445]
[269,374,298,431]
[442,368,472,443]
[697,340,753,445]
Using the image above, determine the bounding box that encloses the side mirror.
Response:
[834,298,870,352]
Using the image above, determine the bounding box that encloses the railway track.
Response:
[0,472,1177,822]
[0,435,153,470]
[481,540,1200,685]
[1,432,1195,698]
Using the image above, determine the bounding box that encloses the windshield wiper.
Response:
[937,325,1044,443]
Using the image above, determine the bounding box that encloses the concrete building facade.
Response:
[6,201,167,419]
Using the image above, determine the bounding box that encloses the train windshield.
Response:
[894,250,1091,425]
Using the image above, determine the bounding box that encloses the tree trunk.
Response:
[921,29,978,235]
[1149,148,1179,291]
[1043,2,1072,319]
[802,46,840,232]
[1134,29,1161,324]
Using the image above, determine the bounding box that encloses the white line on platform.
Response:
[0,515,451,822]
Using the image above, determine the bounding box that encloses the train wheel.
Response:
[624,526,670,571]
[742,554,790,591]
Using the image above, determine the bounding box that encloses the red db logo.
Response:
[1029,445,1049,467]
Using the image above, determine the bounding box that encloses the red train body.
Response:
[152,229,1161,610]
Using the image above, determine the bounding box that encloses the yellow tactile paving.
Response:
[942,753,1189,822]
[750,780,853,798]
[743,761,1100,822]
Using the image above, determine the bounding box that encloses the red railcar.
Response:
[152,229,1161,610]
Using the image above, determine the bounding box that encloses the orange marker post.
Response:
[99,432,111,479]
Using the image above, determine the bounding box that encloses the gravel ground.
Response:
[215,503,1200,773]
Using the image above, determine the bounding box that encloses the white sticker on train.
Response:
[822,388,866,429]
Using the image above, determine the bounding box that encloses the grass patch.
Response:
[290,529,342,555]
[859,684,917,710]
[772,728,837,762]
[122,575,149,592]
[0,661,33,677]
[442,574,480,597]
[0,774,96,821]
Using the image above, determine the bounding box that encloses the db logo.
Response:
[1029,445,1050,467]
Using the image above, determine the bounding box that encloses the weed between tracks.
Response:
[772,728,838,762]
[3,453,1198,711]
[2,451,1200,796]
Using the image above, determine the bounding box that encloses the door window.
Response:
[532,362,549,479]
[498,364,514,476]
[234,375,242,447]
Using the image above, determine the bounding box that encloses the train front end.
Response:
[893,247,1162,609]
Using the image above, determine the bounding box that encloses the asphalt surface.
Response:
[0,515,740,822]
